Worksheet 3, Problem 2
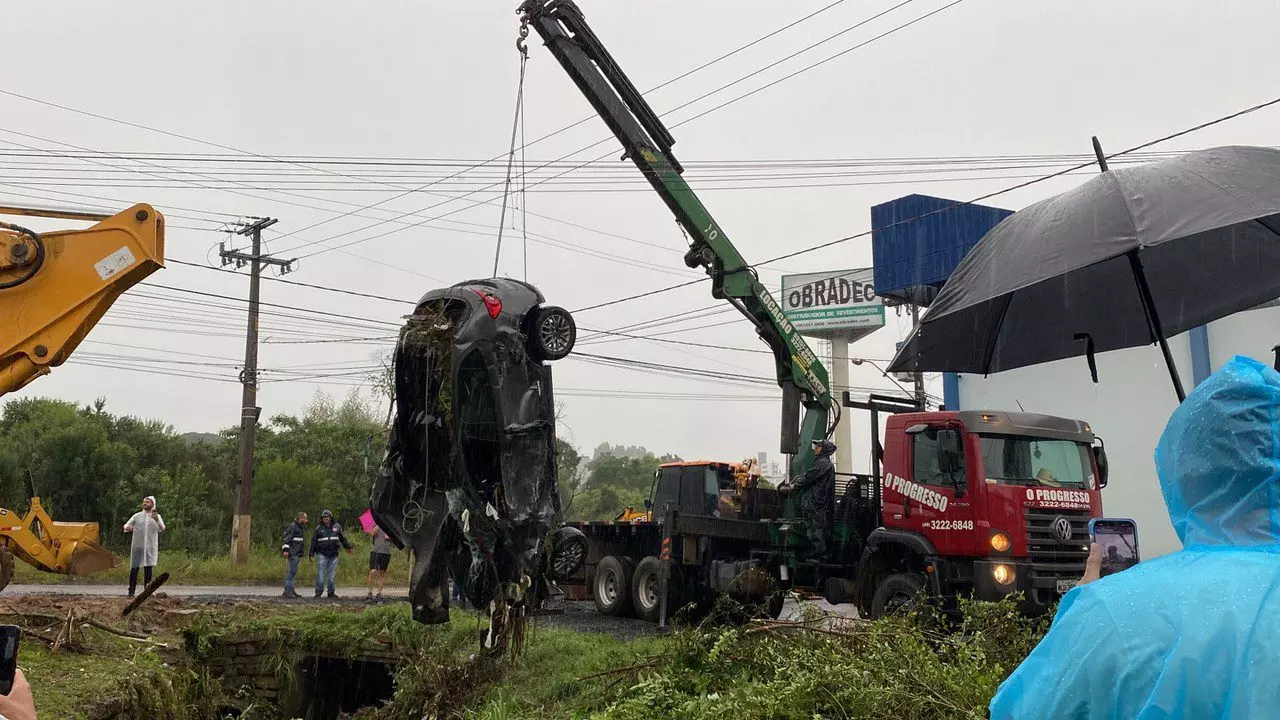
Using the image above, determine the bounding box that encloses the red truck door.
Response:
[883,424,981,557]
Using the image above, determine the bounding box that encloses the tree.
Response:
[568,452,660,521]
[251,459,328,547]
[556,438,585,516]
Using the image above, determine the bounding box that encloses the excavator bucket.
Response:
[50,521,119,576]
[67,538,119,576]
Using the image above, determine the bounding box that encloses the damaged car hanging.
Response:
[370,278,587,650]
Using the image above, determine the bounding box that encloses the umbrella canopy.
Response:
[889,145,1280,398]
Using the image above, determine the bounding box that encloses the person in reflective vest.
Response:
[280,512,309,599]
[309,509,353,598]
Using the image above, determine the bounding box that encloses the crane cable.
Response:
[493,19,531,278]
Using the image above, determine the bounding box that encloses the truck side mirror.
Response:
[936,428,965,498]
[936,429,961,473]
[1093,442,1109,489]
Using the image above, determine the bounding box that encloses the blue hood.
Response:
[1155,355,1280,548]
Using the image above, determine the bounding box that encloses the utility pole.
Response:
[220,217,289,565]
[910,303,926,408]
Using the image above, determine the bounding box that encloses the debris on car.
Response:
[371,278,577,649]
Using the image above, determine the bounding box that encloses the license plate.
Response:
[1056,579,1078,594]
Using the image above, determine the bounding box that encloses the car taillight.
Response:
[471,289,502,318]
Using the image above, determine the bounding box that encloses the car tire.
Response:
[870,572,926,619]
[549,526,589,581]
[593,555,634,617]
[528,305,576,361]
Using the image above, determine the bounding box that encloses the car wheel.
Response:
[870,572,926,619]
[593,555,634,617]
[549,526,588,580]
[529,305,576,361]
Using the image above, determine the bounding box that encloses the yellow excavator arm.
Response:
[0,203,165,397]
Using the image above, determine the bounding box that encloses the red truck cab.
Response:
[877,409,1106,613]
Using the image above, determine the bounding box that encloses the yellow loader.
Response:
[0,201,163,590]
[0,497,118,590]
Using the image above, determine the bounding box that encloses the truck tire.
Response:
[870,572,925,619]
[631,556,671,622]
[0,546,13,593]
[593,555,634,617]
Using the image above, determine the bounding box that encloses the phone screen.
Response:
[1091,519,1139,577]
[0,625,19,696]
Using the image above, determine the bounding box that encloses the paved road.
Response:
[5,584,409,599]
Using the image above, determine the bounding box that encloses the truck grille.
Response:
[1024,509,1090,602]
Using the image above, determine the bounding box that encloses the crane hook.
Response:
[516,18,530,57]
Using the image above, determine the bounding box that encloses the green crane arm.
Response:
[519,0,833,474]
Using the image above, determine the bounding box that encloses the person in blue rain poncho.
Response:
[989,356,1280,719]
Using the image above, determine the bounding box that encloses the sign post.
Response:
[781,268,886,479]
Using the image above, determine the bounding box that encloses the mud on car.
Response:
[371,278,579,626]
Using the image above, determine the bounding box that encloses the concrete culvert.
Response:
[282,656,397,720]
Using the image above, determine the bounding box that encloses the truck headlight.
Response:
[990,531,1011,553]
[992,563,1015,586]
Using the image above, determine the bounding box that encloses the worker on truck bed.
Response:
[788,439,836,561]
[309,510,353,598]
[989,356,1280,718]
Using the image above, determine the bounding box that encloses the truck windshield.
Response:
[978,435,1092,488]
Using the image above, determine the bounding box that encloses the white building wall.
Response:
[955,306,1280,559]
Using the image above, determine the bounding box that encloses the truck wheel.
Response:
[528,306,576,361]
[870,573,925,619]
[632,556,673,622]
[0,546,13,593]
[593,555,634,617]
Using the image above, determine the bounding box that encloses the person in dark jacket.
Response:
[309,510,353,598]
[280,512,308,599]
[792,439,837,561]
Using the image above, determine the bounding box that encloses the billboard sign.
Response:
[780,268,885,340]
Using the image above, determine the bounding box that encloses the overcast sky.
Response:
[6,0,1278,469]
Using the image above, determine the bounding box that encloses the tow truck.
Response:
[523,0,1111,622]
[0,202,165,589]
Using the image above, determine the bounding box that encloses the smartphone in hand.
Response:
[1089,518,1140,578]
[0,625,20,695]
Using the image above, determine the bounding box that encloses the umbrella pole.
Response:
[1127,251,1187,402]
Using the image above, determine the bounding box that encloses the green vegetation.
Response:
[0,391,386,560]
[595,599,1049,720]
[20,617,188,719]
[19,594,1048,719]
[563,443,682,521]
[16,539,412,589]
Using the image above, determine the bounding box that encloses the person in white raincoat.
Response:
[123,495,165,597]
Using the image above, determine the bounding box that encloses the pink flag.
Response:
[358,508,376,534]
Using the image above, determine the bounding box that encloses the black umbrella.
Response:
[888,145,1280,401]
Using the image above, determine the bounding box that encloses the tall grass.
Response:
[16,532,412,588]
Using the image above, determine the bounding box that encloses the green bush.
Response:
[593,596,1050,720]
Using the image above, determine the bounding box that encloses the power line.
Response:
[275,1,955,259]
[573,94,1280,314]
